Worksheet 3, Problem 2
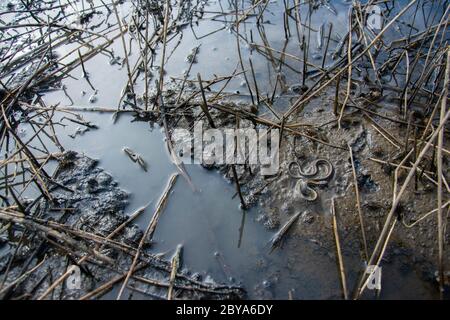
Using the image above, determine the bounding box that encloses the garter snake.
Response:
[288,158,334,201]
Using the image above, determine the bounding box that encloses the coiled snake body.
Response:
[288,158,334,201]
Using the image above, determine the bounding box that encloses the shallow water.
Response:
[2,0,445,299]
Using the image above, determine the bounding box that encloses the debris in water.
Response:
[122,147,148,172]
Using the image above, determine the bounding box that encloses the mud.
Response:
[1,0,448,300]
[0,151,244,300]
[157,82,449,297]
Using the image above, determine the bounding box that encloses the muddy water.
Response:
[10,0,443,298]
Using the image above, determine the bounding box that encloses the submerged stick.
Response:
[116,173,178,300]
[167,244,183,300]
[77,49,88,78]
[436,48,449,299]
[249,57,260,105]
[231,165,247,210]
[111,0,137,108]
[333,73,341,116]
[269,211,301,251]
[156,0,171,112]
[337,7,353,129]
[234,0,255,105]
[197,73,216,128]
[348,144,368,262]
[322,23,332,69]
[331,198,348,300]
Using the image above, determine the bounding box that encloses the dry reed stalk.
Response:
[331,198,348,300]
[116,173,178,300]
[436,48,449,299]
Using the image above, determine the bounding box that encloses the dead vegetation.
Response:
[0,0,449,299]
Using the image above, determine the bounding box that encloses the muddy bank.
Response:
[0,151,244,299]
[157,80,449,297]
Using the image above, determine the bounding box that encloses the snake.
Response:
[288,158,334,201]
